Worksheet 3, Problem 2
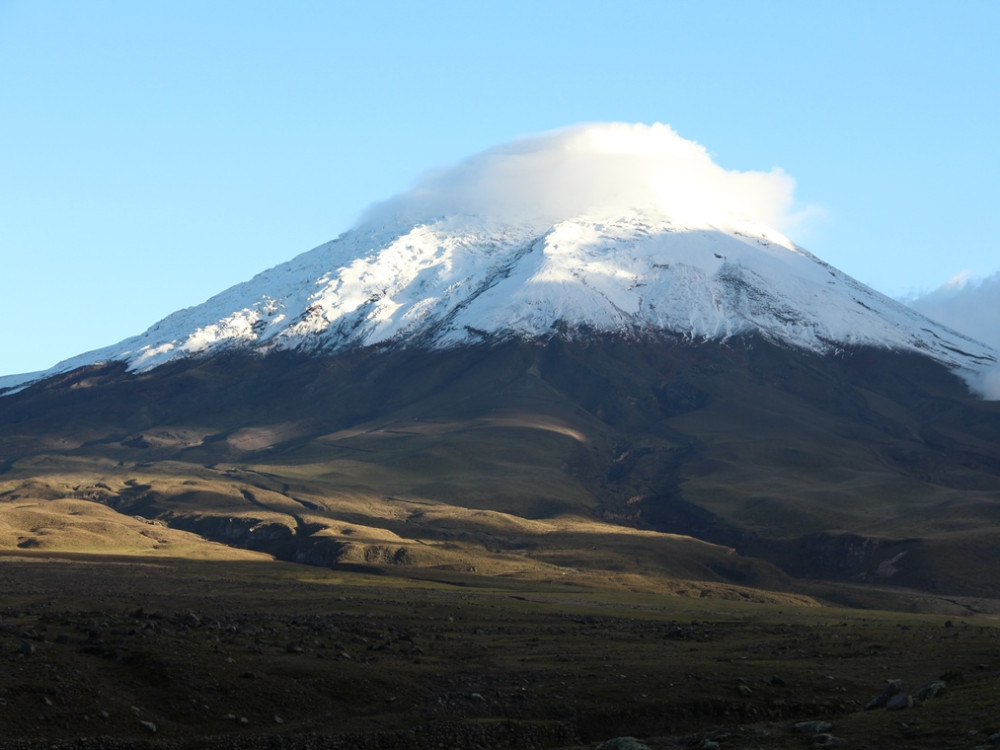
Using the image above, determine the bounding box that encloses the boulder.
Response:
[597,738,650,750]
[916,680,946,700]
[812,734,846,747]
[886,692,913,710]
[865,678,902,710]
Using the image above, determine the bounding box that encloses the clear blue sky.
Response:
[2,1,998,376]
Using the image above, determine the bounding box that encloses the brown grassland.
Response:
[2,544,1000,749]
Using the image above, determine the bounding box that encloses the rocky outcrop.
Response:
[166,514,294,552]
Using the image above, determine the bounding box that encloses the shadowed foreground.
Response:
[2,553,1000,749]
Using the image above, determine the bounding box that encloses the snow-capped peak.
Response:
[2,124,996,397]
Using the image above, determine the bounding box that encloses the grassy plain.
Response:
[2,552,1000,749]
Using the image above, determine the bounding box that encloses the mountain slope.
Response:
[3,335,1000,599]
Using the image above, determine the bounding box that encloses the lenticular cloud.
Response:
[360,123,799,231]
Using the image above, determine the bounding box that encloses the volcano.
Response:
[2,124,999,603]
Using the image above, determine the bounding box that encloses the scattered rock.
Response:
[139,720,157,734]
[865,678,902,710]
[737,684,753,697]
[182,612,201,628]
[794,721,833,734]
[19,640,35,656]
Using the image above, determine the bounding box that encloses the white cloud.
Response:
[905,272,1000,399]
[976,369,1000,401]
[905,272,1000,349]
[359,123,804,232]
